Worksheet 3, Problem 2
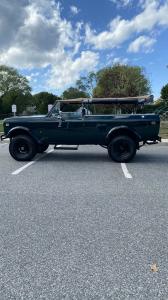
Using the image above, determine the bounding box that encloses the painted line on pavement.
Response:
[121,163,132,179]
[12,149,54,175]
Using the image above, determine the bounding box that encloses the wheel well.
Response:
[10,129,30,138]
[107,129,140,148]
[9,130,37,144]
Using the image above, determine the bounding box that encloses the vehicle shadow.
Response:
[131,152,168,164]
[41,149,168,164]
[42,151,110,163]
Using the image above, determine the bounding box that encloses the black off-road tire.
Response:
[108,135,136,163]
[38,144,49,153]
[9,135,37,161]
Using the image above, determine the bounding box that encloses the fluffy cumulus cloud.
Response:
[0,0,168,93]
[128,35,156,53]
[112,57,129,64]
[85,0,168,50]
[0,0,28,50]
[70,5,80,15]
[0,0,98,90]
[106,53,129,65]
[48,51,99,89]
[109,0,133,8]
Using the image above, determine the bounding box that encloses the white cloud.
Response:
[70,5,80,15]
[85,0,168,49]
[0,0,74,67]
[109,0,133,7]
[128,35,156,53]
[47,51,99,89]
[112,57,129,64]
[26,72,40,82]
[0,0,99,90]
[0,0,166,94]
[0,0,28,50]
[106,53,129,65]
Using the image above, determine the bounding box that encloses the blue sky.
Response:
[0,0,168,98]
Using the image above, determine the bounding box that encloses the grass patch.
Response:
[0,122,3,133]
[160,121,168,139]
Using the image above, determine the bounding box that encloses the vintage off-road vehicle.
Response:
[1,96,161,162]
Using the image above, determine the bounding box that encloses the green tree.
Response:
[76,72,97,97]
[0,65,31,96]
[93,64,151,98]
[62,87,89,112]
[161,84,168,104]
[33,92,60,114]
[0,97,3,115]
[2,91,33,114]
[62,87,89,99]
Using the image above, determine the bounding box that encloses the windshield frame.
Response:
[47,101,61,118]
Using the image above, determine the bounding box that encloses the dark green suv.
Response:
[1,96,161,162]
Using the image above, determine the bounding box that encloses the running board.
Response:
[54,145,79,150]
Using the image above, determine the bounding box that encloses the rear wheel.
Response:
[9,135,37,161]
[38,144,49,153]
[108,135,136,162]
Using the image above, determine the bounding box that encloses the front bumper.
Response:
[0,134,6,141]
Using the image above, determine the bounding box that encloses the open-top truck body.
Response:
[1,96,161,162]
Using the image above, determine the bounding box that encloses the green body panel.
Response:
[3,114,160,145]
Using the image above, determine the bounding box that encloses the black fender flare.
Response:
[106,126,141,146]
[6,126,39,144]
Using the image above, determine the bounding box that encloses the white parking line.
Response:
[121,163,132,179]
[12,149,54,175]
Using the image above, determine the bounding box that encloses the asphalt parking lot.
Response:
[0,142,168,299]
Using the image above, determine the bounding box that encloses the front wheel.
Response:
[9,135,37,161]
[108,135,136,162]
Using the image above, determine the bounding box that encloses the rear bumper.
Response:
[144,136,161,145]
[154,136,162,143]
[139,136,161,148]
